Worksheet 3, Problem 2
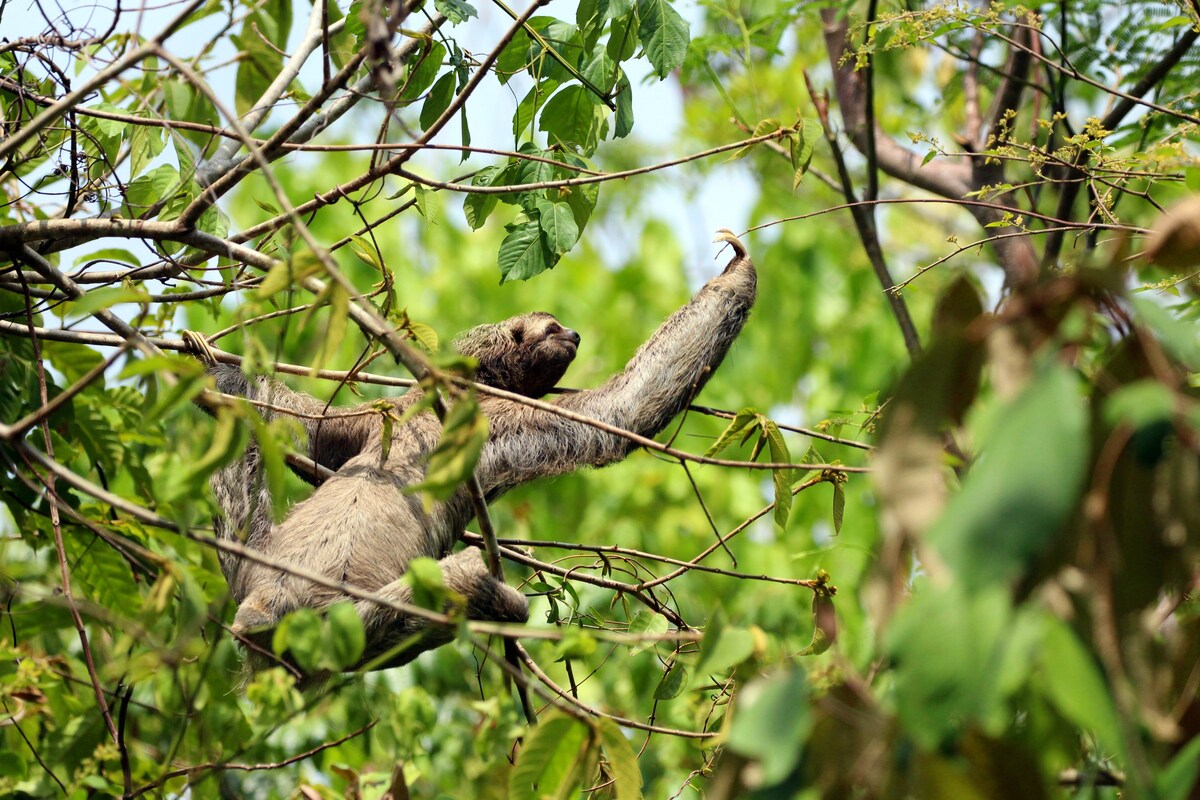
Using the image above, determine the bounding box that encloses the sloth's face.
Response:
[453,312,581,398]
[508,312,580,397]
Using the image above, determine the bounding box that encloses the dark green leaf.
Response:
[637,0,689,79]
[419,71,456,131]
[536,198,580,255]
[538,85,603,152]
[654,663,687,700]
[498,220,553,282]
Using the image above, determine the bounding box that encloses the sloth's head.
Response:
[453,311,580,398]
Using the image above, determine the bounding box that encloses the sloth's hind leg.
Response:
[356,548,529,668]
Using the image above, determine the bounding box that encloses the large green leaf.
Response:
[509,712,598,800]
[927,365,1088,586]
[637,0,689,78]
[727,668,810,785]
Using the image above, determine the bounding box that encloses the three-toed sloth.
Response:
[196,234,756,672]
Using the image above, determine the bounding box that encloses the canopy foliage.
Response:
[1,0,1199,797]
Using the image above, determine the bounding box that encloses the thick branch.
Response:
[819,9,1038,287]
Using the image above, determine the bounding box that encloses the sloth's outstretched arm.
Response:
[479,235,756,491]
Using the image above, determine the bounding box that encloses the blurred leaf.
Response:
[406,556,448,611]
[325,601,366,670]
[695,616,755,678]
[1157,734,1200,800]
[597,719,644,799]
[928,366,1087,586]
[654,663,687,700]
[509,712,597,800]
[627,611,667,655]
[1038,618,1124,762]
[727,668,809,785]
[1131,296,1200,370]
[1104,379,1175,428]
[555,628,598,660]
[274,608,323,673]
[886,586,1012,749]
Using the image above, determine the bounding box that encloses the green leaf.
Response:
[514,78,560,138]
[705,408,760,456]
[434,0,477,24]
[181,409,247,485]
[464,166,502,230]
[124,163,184,214]
[405,556,448,610]
[325,601,366,670]
[654,663,687,700]
[1131,296,1200,370]
[831,482,845,535]
[1039,618,1125,761]
[597,719,644,799]
[309,283,349,374]
[401,42,447,103]
[1157,734,1200,800]
[253,417,290,522]
[509,712,597,800]
[637,0,690,79]
[727,669,810,785]
[731,118,780,160]
[627,611,668,655]
[765,421,794,528]
[420,71,456,131]
[614,71,634,138]
[129,123,166,177]
[273,608,323,672]
[408,397,490,499]
[790,120,817,190]
[233,0,291,118]
[496,29,532,83]
[498,220,552,282]
[536,199,580,255]
[64,284,149,319]
[927,366,1087,585]
[538,85,603,151]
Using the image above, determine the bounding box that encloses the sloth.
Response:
[190,233,756,671]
